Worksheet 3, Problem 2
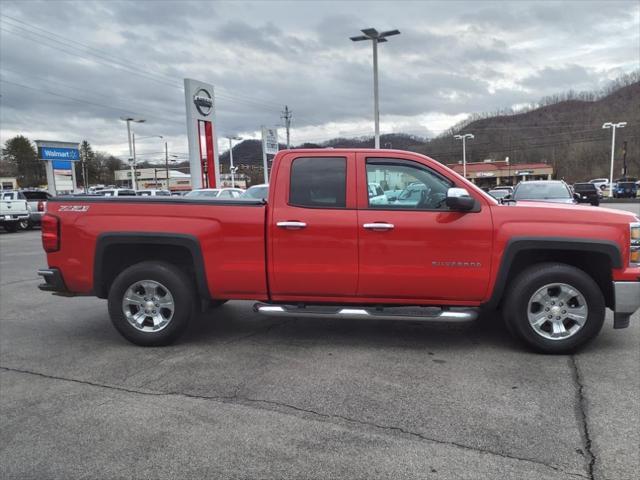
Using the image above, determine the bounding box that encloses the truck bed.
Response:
[46,196,268,300]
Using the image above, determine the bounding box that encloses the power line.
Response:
[0,15,287,113]
[0,77,186,125]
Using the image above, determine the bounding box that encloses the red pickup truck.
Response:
[38,149,640,353]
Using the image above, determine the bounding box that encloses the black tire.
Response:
[503,263,605,354]
[18,219,32,230]
[4,223,19,233]
[108,261,195,346]
[590,199,599,206]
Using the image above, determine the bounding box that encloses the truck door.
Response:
[268,153,358,299]
[356,153,493,302]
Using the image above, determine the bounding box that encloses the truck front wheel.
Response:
[503,263,605,353]
[108,261,195,346]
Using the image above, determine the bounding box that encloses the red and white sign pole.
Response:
[184,79,219,189]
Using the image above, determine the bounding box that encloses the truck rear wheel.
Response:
[503,263,605,353]
[108,261,195,346]
[4,222,19,233]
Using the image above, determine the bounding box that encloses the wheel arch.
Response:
[94,233,210,301]
[485,237,621,310]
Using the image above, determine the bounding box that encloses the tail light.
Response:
[37,200,45,212]
[41,214,60,253]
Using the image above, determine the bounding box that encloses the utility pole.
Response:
[80,144,88,193]
[622,140,628,178]
[454,133,474,178]
[350,28,400,149]
[602,122,627,198]
[281,105,292,149]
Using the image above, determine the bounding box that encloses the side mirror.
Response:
[573,193,581,200]
[446,187,475,211]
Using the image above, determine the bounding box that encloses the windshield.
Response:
[186,189,219,197]
[513,182,570,200]
[242,186,268,199]
[22,191,49,200]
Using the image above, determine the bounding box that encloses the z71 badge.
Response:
[58,205,90,212]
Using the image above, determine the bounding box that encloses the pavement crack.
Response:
[569,355,597,480]
[1,365,589,479]
[241,397,589,479]
[1,277,39,287]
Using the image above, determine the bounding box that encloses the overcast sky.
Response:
[0,0,638,162]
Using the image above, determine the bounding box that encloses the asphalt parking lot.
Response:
[1,204,638,480]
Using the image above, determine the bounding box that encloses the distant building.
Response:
[114,168,192,191]
[0,177,18,190]
[219,173,249,189]
[446,160,553,189]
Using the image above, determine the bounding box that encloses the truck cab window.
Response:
[366,159,452,210]
[290,157,347,208]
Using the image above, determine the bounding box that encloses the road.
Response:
[1,205,638,480]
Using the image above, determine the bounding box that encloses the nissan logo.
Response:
[193,88,213,116]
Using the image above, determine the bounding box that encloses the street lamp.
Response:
[133,134,163,189]
[602,122,627,198]
[350,27,400,149]
[120,116,145,190]
[224,135,242,187]
[454,133,474,178]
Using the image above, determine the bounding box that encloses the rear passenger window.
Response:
[289,157,346,208]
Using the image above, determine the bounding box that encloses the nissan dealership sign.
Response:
[193,88,213,116]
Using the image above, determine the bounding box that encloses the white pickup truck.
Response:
[1,191,30,233]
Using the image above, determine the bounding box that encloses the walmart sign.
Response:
[39,147,80,161]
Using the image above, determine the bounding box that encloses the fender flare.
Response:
[483,237,622,309]
[94,232,210,300]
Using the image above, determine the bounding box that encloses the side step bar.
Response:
[253,303,478,323]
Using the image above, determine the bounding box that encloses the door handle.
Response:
[277,221,307,229]
[363,223,394,230]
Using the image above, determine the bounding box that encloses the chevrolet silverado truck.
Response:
[38,149,640,353]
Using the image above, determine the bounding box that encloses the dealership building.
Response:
[446,160,554,189]
[115,168,192,191]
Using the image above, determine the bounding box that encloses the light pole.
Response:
[224,136,242,188]
[602,122,627,198]
[120,117,145,190]
[454,133,474,178]
[350,27,400,149]
[134,134,163,189]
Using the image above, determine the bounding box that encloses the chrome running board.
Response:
[253,303,478,323]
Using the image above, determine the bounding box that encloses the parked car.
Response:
[614,181,638,198]
[509,180,576,204]
[185,188,244,199]
[589,178,609,191]
[21,190,53,227]
[137,189,171,197]
[38,148,640,354]
[96,189,137,197]
[368,182,389,205]
[488,189,511,201]
[1,191,30,233]
[241,184,269,201]
[491,186,514,193]
[572,183,600,206]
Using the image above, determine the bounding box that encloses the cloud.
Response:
[0,0,638,157]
